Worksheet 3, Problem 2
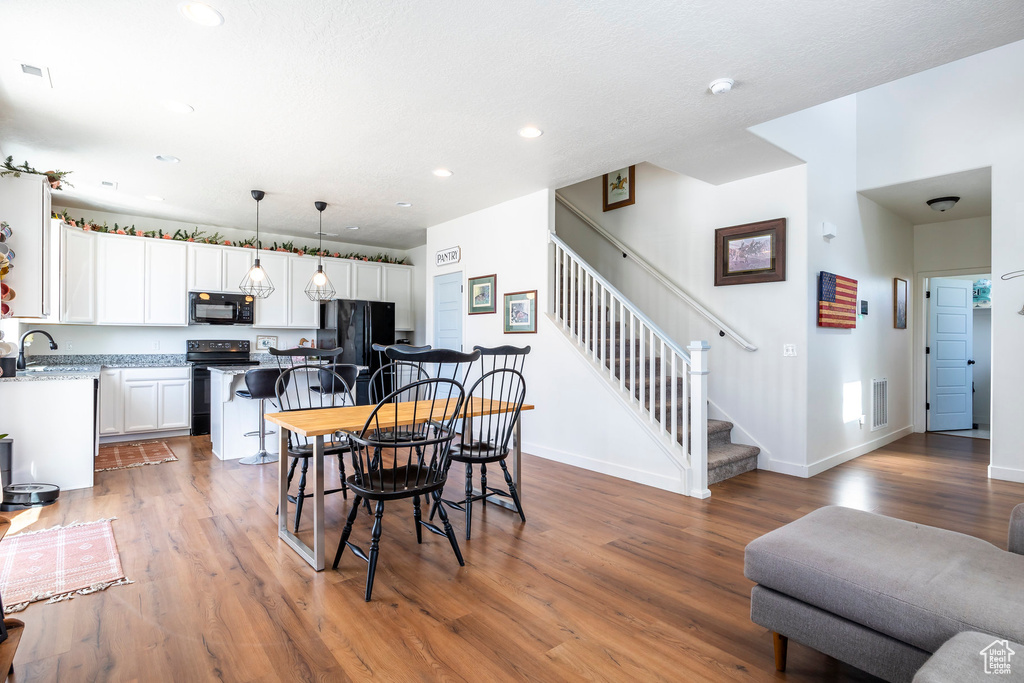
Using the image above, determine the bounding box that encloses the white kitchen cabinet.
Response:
[383,265,414,330]
[123,380,160,433]
[288,256,320,328]
[99,368,124,435]
[323,258,352,300]
[158,379,191,429]
[0,175,51,318]
[187,243,254,293]
[103,367,192,437]
[223,247,255,291]
[353,262,383,300]
[61,226,97,323]
[97,235,145,324]
[144,239,187,325]
[186,243,223,291]
[253,251,290,327]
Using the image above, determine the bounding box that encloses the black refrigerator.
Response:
[317,299,395,404]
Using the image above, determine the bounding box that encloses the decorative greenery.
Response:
[53,210,409,264]
[2,156,73,190]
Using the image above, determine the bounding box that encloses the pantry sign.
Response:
[435,246,461,267]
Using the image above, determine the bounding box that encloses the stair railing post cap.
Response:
[688,341,711,350]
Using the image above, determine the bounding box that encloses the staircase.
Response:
[550,233,760,492]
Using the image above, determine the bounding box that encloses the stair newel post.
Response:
[688,341,711,499]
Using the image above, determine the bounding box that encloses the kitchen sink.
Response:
[21,365,96,373]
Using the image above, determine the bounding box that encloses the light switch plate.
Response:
[783,344,797,357]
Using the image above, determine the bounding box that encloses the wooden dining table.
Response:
[265,398,535,571]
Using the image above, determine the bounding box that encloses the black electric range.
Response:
[187,339,258,436]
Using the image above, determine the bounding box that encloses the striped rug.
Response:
[95,440,177,472]
[0,518,132,613]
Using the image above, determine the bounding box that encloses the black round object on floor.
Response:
[1,483,60,511]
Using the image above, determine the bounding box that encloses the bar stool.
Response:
[235,368,288,465]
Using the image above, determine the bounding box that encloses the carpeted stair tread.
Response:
[707,442,760,467]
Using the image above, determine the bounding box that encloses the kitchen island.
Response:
[209,367,280,461]
[0,368,99,490]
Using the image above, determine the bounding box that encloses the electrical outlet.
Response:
[783,344,797,357]
[66,340,73,352]
[151,340,160,351]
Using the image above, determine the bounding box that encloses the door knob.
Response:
[967,359,976,365]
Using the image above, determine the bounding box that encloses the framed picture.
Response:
[893,277,908,329]
[503,290,537,334]
[256,335,278,350]
[602,165,636,211]
[467,274,497,315]
[713,218,787,286]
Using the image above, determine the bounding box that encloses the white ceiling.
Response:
[860,167,992,225]
[0,1,1022,249]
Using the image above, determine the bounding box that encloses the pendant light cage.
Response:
[240,189,275,298]
[305,201,336,301]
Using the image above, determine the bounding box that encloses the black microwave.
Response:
[188,292,254,325]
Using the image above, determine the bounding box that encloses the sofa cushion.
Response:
[913,631,1024,682]
[744,506,1024,653]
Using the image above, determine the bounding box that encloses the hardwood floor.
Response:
[5,433,1020,681]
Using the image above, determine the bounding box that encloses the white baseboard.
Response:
[100,429,191,444]
[989,465,1024,484]
[523,441,687,494]
[764,425,914,478]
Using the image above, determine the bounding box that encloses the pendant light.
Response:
[239,189,275,298]
[305,201,336,301]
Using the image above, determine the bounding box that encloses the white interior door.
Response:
[927,278,974,431]
[433,272,464,396]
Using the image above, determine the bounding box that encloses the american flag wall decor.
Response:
[818,271,858,328]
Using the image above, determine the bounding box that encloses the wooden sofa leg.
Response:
[772,632,788,672]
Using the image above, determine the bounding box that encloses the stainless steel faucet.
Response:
[16,329,58,370]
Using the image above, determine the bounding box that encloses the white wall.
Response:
[555,162,810,472]
[855,38,1024,482]
[424,189,694,493]
[914,217,992,274]
[753,96,916,475]
[406,245,428,346]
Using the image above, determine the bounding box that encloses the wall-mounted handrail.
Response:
[554,191,757,352]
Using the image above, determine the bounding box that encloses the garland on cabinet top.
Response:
[1,156,73,190]
[52,211,409,264]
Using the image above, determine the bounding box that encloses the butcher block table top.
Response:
[266,398,535,437]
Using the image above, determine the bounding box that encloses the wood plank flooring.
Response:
[4,432,1020,681]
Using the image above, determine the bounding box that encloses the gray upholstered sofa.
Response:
[744,504,1024,683]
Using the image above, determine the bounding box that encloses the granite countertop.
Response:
[208,366,254,376]
[1,364,102,382]
[28,353,189,368]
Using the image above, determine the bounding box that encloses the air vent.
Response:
[21,64,43,77]
[19,63,53,88]
[100,180,118,190]
[871,378,888,431]
[315,231,338,237]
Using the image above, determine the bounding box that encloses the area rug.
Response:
[95,440,177,472]
[0,518,133,613]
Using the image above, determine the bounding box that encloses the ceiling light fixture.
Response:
[162,100,195,114]
[396,202,412,208]
[709,78,735,94]
[155,154,180,163]
[144,195,164,202]
[432,168,453,178]
[239,190,274,298]
[178,2,224,26]
[305,201,336,301]
[518,126,543,139]
[346,226,360,231]
[926,196,960,212]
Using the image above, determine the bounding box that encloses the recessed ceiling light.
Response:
[518,126,543,139]
[432,168,453,178]
[709,78,735,94]
[145,195,164,202]
[346,226,360,231]
[162,100,195,114]
[315,231,338,236]
[396,202,412,207]
[178,2,224,26]
[155,154,180,163]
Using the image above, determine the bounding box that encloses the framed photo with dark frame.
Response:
[893,277,908,329]
[602,165,636,212]
[503,290,537,334]
[713,218,787,286]
[467,274,497,315]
